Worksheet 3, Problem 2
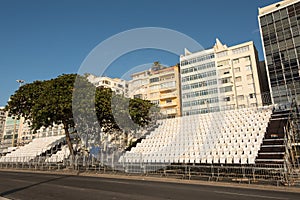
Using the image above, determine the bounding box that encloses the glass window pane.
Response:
[273,11,281,21]
[260,16,267,26]
[294,36,300,46]
[280,8,288,19]
[266,14,273,24]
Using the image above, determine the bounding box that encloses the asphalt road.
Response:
[0,171,299,200]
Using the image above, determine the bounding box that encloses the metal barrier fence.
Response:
[1,155,299,187]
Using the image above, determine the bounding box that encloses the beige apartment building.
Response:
[214,39,269,108]
[129,62,181,117]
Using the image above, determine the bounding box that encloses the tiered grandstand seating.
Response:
[45,145,70,163]
[120,106,273,164]
[0,135,65,163]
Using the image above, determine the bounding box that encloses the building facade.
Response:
[87,75,129,97]
[0,113,63,150]
[180,48,218,116]
[129,62,182,117]
[259,0,300,104]
[1,116,21,148]
[0,107,6,145]
[180,39,267,116]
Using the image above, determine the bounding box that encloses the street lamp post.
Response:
[16,80,25,87]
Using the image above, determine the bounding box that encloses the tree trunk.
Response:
[63,122,75,159]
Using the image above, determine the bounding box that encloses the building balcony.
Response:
[161,108,177,115]
[160,102,178,107]
[160,87,176,92]
[160,92,177,99]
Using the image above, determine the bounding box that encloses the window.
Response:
[180,53,215,66]
[236,85,243,91]
[260,16,267,26]
[166,99,172,103]
[233,59,239,64]
[220,86,233,93]
[217,51,228,58]
[220,68,231,75]
[245,65,252,71]
[248,84,254,90]
[220,77,231,84]
[294,36,300,46]
[244,56,251,61]
[150,77,159,83]
[232,46,249,54]
[134,94,142,99]
[161,81,176,89]
[103,80,111,85]
[217,59,230,67]
[292,26,300,37]
[273,11,281,21]
[247,74,253,81]
[160,75,174,81]
[150,84,160,90]
[224,97,230,102]
[182,70,217,82]
[235,76,242,82]
[280,8,288,19]
[249,93,256,99]
[234,67,241,73]
[151,100,159,105]
[237,95,244,101]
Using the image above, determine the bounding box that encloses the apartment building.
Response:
[1,116,21,148]
[0,113,64,150]
[129,62,181,117]
[87,75,129,97]
[259,0,300,104]
[180,39,268,116]
[0,107,6,145]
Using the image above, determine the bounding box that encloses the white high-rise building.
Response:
[180,48,218,116]
[87,75,129,97]
[180,39,268,116]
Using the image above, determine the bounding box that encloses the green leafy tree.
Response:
[6,74,78,157]
[6,73,159,158]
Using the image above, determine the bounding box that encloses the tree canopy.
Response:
[5,74,157,156]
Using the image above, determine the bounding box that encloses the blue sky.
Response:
[0,0,279,106]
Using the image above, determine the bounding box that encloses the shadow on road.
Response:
[0,175,70,197]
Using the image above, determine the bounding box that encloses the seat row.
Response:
[120,106,273,165]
